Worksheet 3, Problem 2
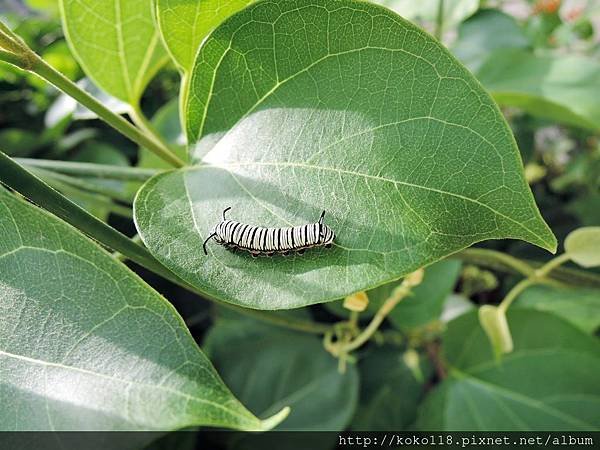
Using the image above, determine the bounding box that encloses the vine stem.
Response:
[455,248,534,277]
[453,248,600,288]
[498,278,534,313]
[535,253,572,278]
[326,270,423,357]
[224,305,332,335]
[499,253,571,312]
[341,288,408,352]
[32,59,185,168]
[32,172,134,218]
[15,158,160,181]
[0,48,22,66]
[435,0,445,40]
[129,104,182,159]
[29,166,134,203]
[0,22,185,168]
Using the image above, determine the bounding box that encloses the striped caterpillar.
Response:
[203,207,335,256]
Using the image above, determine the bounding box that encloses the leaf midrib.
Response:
[185,161,546,246]
[0,348,255,426]
[451,368,598,430]
[114,0,133,99]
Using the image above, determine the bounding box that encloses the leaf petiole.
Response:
[29,166,134,204]
[129,104,182,159]
[499,253,572,312]
[15,158,160,181]
[0,20,185,168]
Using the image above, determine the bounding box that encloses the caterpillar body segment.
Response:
[203,208,335,256]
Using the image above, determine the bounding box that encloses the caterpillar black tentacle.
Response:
[203,208,335,256]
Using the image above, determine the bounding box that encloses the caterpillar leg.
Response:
[297,249,305,255]
[325,243,332,249]
[251,252,260,258]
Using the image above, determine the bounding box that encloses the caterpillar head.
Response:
[318,211,335,246]
[211,224,225,244]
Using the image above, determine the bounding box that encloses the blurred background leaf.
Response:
[204,310,359,431]
[60,0,169,104]
[376,0,479,32]
[477,49,600,131]
[154,0,255,73]
[515,284,600,334]
[417,309,600,430]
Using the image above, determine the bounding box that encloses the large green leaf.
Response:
[477,49,600,131]
[59,0,168,103]
[135,0,555,310]
[417,310,600,430]
[204,312,358,430]
[515,284,600,334]
[0,187,283,431]
[155,0,255,72]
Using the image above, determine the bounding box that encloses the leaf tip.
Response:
[546,237,559,255]
[530,224,558,254]
[258,406,290,431]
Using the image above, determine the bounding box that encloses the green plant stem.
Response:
[30,166,134,203]
[0,151,180,281]
[0,19,22,40]
[499,253,572,312]
[535,253,572,278]
[129,104,181,158]
[435,0,445,40]
[224,304,331,334]
[32,59,185,167]
[113,234,143,261]
[454,248,600,288]
[344,288,409,352]
[329,282,413,355]
[0,24,25,54]
[0,48,22,66]
[16,158,160,181]
[530,261,600,289]
[0,34,185,168]
[34,171,133,218]
[498,278,535,313]
[455,248,535,277]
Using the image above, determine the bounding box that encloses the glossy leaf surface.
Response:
[0,188,277,431]
[135,0,555,309]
